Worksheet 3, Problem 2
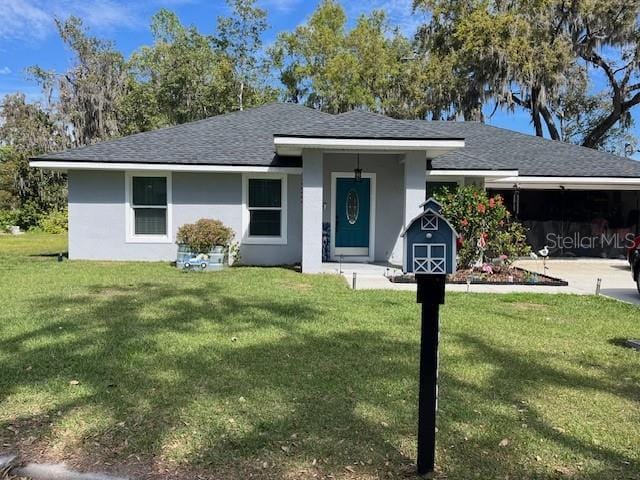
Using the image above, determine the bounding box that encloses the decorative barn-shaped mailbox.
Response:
[401,197,458,275]
[400,197,458,476]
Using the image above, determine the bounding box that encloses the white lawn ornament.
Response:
[538,246,549,272]
[529,252,538,260]
[474,234,487,266]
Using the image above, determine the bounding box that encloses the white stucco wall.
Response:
[67,154,433,267]
[68,170,301,264]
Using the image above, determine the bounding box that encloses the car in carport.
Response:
[631,242,640,295]
[628,234,640,265]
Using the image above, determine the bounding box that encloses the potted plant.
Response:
[176,219,235,271]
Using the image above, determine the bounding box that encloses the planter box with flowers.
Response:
[175,219,236,272]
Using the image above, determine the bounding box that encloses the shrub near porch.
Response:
[0,233,638,479]
[437,185,531,268]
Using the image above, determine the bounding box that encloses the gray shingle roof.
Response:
[34,102,640,178]
[409,120,640,178]
[35,103,330,167]
[275,110,460,139]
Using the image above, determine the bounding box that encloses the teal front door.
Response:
[335,177,370,256]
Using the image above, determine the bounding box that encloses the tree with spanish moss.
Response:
[29,16,128,147]
[413,0,640,152]
[0,93,69,211]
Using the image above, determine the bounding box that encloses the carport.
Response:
[488,182,640,259]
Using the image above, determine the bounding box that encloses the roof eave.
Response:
[29,159,303,174]
[274,136,465,156]
[486,175,640,190]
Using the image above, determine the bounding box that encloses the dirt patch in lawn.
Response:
[84,284,167,299]
[87,288,134,298]
[0,441,420,480]
[277,280,313,292]
[1,414,416,480]
[504,302,550,311]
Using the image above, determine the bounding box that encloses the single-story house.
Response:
[31,103,640,271]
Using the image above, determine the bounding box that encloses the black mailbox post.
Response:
[401,197,458,475]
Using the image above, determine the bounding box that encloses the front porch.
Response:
[297,152,517,273]
[272,111,466,273]
[301,150,430,273]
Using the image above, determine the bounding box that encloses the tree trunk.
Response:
[581,91,640,149]
[539,106,561,140]
[531,87,544,137]
[582,110,620,149]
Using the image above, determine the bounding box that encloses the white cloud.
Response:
[65,1,141,31]
[0,67,12,75]
[0,0,142,42]
[0,0,51,41]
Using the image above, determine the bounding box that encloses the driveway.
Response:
[515,258,640,306]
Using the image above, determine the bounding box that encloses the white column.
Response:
[404,151,427,226]
[302,149,324,273]
[390,151,427,266]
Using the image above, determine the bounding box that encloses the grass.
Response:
[0,233,639,479]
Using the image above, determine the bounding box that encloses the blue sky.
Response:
[0,0,628,148]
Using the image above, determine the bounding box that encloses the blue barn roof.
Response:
[401,197,459,238]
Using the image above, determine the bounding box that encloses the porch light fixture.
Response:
[354,153,363,182]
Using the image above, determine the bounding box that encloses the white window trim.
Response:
[242,173,288,245]
[125,171,173,244]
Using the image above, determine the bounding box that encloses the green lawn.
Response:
[0,233,638,479]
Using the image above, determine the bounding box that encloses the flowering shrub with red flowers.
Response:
[436,185,531,268]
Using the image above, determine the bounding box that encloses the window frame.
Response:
[242,173,288,245]
[125,171,173,244]
[421,214,439,231]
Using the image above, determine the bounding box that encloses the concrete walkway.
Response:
[321,259,640,305]
[515,258,640,305]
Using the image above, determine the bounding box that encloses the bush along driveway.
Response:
[0,234,639,479]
